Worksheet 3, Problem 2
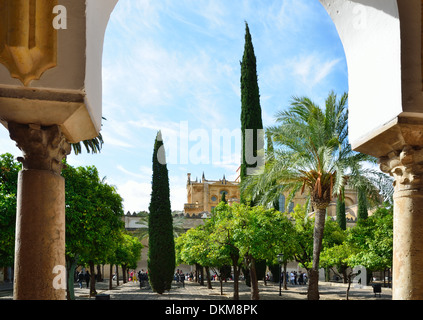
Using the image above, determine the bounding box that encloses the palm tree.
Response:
[70,117,106,155]
[134,211,186,241]
[242,91,392,300]
[70,132,104,155]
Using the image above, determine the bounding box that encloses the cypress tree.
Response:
[221,191,227,204]
[148,131,175,294]
[357,187,368,221]
[240,22,264,192]
[336,197,346,230]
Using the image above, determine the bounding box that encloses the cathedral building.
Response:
[183,171,360,225]
[184,173,241,217]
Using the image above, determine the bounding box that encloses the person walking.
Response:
[180,271,185,287]
[85,271,91,289]
[77,271,84,289]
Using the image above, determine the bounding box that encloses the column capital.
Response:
[8,122,71,175]
[379,145,423,191]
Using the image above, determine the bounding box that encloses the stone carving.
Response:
[379,145,423,190]
[0,0,58,86]
[8,122,71,174]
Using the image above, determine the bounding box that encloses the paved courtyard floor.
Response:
[70,279,391,301]
[0,279,397,318]
[0,279,392,301]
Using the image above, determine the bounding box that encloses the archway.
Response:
[2,0,422,301]
[320,0,423,300]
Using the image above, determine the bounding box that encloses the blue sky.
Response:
[0,0,348,213]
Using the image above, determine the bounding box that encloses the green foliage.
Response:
[176,202,295,299]
[347,206,393,270]
[0,153,21,267]
[320,205,393,282]
[148,131,175,294]
[241,91,392,299]
[62,164,125,272]
[240,22,264,184]
[221,191,227,204]
[336,196,346,230]
[70,117,106,155]
[357,187,368,221]
[114,233,143,270]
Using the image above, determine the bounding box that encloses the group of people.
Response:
[174,269,189,287]
[76,270,91,289]
[124,269,149,288]
[283,271,307,285]
[137,269,149,288]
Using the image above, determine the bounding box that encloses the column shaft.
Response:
[380,146,423,300]
[14,170,66,300]
[8,122,70,300]
[392,189,423,299]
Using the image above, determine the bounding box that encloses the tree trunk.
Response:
[116,265,120,286]
[89,261,96,297]
[195,264,200,284]
[283,262,288,290]
[200,266,204,286]
[109,264,113,290]
[231,254,240,300]
[342,266,348,284]
[122,265,127,283]
[96,264,102,282]
[66,258,77,300]
[307,207,327,300]
[346,271,354,301]
[247,255,260,300]
[205,266,212,289]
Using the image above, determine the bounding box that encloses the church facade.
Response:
[184,172,360,225]
[184,173,241,217]
[183,172,360,225]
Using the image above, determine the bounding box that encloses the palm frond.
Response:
[71,117,106,155]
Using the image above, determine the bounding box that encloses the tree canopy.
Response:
[0,153,20,268]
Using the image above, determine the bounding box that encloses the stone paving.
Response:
[0,279,392,300]
[73,279,392,301]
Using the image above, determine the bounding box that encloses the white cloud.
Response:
[114,173,187,213]
[117,180,151,213]
[117,165,151,179]
[291,53,341,88]
[101,132,134,149]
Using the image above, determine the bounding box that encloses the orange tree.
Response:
[62,164,124,299]
[0,153,21,272]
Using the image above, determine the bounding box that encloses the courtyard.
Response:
[1,279,392,301]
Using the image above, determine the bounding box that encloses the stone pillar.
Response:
[380,145,423,300]
[8,123,71,300]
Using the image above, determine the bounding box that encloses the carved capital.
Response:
[8,122,71,174]
[379,145,423,191]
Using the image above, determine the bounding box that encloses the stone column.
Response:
[380,145,423,300]
[8,122,71,300]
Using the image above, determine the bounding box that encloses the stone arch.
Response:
[344,196,354,208]
[319,0,402,154]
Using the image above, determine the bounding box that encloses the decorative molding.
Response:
[0,0,58,86]
[379,145,423,191]
[8,122,71,174]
